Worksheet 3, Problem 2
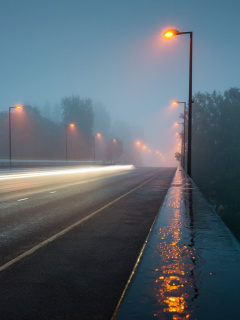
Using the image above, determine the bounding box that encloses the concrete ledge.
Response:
[113,167,240,320]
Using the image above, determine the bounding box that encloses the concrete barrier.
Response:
[113,166,240,320]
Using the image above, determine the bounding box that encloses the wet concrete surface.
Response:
[114,167,240,320]
[0,167,176,319]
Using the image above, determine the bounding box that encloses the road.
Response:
[0,165,176,320]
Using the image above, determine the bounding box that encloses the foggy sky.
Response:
[1,0,239,166]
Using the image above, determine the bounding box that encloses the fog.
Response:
[0,0,240,167]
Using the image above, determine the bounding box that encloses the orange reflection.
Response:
[153,170,197,319]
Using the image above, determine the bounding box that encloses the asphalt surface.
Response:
[0,166,176,320]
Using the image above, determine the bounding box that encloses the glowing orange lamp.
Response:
[163,29,179,38]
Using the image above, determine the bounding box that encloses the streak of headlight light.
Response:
[0,165,135,180]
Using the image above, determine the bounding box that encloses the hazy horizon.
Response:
[1,0,240,166]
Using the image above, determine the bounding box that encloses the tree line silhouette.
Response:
[0,96,142,164]
[191,87,240,240]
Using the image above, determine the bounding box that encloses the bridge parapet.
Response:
[113,166,240,320]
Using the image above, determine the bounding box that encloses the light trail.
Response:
[0,165,135,181]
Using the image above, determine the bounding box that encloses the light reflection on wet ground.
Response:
[152,169,199,320]
[115,167,240,320]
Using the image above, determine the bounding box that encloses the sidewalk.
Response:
[113,167,240,320]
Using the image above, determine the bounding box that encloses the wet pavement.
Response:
[114,167,240,320]
[0,167,176,320]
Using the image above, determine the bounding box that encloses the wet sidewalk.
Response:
[113,167,240,320]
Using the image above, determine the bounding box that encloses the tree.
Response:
[93,103,111,138]
[174,152,181,163]
[191,88,240,240]
[109,120,144,166]
[2,104,63,160]
[0,111,8,158]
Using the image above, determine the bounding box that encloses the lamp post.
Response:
[93,133,101,163]
[65,123,75,161]
[9,105,22,166]
[173,101,187,170]
[164,29,193,177]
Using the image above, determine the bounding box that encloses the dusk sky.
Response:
[1,0,239,165]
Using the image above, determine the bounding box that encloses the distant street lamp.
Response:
[93,132,102,162]
[65,123,75,161]
[164,29,193,176]
[108,138,117,164]
[136,140,141,146]
[173,101,187,170]
[9,105,22,166]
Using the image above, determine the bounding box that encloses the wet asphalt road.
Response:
[0,166,176,320]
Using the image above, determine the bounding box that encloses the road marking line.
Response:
[49,191,56,194]
[111,198,160,320]
[0,173,160,273]
[17,198,29,202]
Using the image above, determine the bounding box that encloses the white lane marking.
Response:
[111,200,159,320]
[0,173,159,273]
[0,165,135,181]
[17,198,29,202]
[0,177,112,209]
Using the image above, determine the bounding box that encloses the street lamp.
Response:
[93,132,102,163]
[136,140,141,146]
[109,138,118,164]
[66,123,75,161]
[164,29,193,177]
[9,105,22,166]
[173,101,187,170]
